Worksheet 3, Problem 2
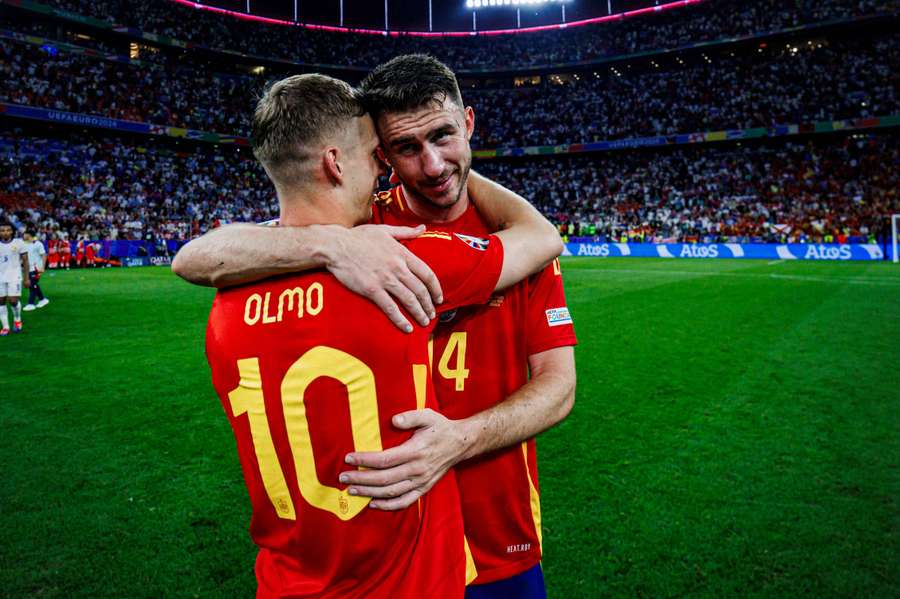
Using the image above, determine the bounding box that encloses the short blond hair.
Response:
[251,74,365,190]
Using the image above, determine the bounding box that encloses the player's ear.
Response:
[464,106,475,141]
[323,146,343,186]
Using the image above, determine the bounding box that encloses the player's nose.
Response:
[420,145,445,179]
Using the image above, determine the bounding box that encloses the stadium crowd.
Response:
[477,135,899,243]
[2,32,896,145]
[27,0,890,70]
[0,134,274,245]
[0,37,254,134]
[2,132,895,245]
[470,36,898,147]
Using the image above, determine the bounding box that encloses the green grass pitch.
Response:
[1,258,898,598]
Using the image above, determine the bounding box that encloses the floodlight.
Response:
[467,0,571,8]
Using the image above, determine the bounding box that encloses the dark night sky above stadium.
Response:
[201,0,664,32]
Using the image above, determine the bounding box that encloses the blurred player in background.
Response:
[0,222,30,335]
[85,240,97,267]
[58,235,71,270]
[174,54,576,598]
[47,235,59,270]
[75,238,86,268]
[22,230,49,311]
[197,73,561,597]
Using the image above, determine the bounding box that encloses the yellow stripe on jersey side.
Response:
[521,442,543,551]
[393,187,406,211]
[412,364,428,411]
[427,335,435,376]
[412,363,429,522]
[464,536,478,585]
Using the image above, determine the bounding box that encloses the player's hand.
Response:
[339,409,467,510]
[23,277,30,288]
[326,225,443,333]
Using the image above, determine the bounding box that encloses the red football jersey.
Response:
[373,186,577,584]
[205,231,504,598]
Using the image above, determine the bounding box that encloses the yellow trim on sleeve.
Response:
[419,231,453,240]
[521,442,543,551]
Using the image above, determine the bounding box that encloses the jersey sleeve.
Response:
[404,231,503,312]
[526,258,577,355]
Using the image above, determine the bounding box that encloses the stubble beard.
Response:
[408,161,472,213]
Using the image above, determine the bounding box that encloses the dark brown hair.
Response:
[359,54,464,121]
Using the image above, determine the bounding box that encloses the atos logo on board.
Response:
[803,245,853,260]
[680,244,719,258]
[576,243,610,257]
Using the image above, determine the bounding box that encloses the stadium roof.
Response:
[172,0,702,35]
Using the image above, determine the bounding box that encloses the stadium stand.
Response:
[0,0,897,250]
[0,132,273,243]
[24,0,891,69]
[1,28,896,144]
[0,36,256,134]
[477,135,898,243]
[2,130,895,245]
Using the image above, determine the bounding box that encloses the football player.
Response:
[0,222,30,335]
[174,56,576,598]
[198,74,561,597]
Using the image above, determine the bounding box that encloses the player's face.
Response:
[23,233,33,242]
[0,225,12,242]
[343,115,387,225]
[377,97,474,212]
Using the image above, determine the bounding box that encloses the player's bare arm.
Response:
[342,346,576,510]
[467,170,563,289]
[21,252,30,288]
[172,222,441,332]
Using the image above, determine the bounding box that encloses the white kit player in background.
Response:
[23,230,49,311]
[0,221,30,336]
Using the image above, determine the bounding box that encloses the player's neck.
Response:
[402,185,469,224]
[279,191,356,229]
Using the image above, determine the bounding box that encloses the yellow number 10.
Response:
[228,346,386,521]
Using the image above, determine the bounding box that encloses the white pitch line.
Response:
[566,266,900,287]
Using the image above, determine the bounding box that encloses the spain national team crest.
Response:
[454,233,490,251]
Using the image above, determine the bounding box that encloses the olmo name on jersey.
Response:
[243,283,324,326]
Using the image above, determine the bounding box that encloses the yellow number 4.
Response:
[438,332,469,392]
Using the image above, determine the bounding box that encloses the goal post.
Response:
[893,214,899,264]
